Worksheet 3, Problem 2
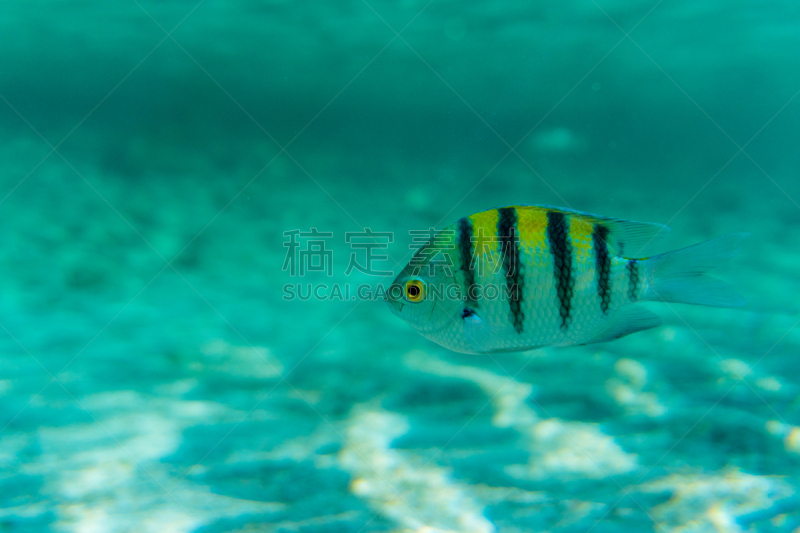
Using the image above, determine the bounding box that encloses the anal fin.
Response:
[584,305,662,345]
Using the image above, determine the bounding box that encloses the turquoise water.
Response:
[1,1,799,531]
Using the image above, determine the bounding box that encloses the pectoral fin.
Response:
[462,308,544,354]
[462,308,493,353]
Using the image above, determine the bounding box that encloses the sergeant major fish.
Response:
[386,204,747,354]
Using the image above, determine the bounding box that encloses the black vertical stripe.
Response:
[627,259,639,302]
[497,207,524,334]
[457,217,476,306]
[547,210,573,330]
[592,224,611,314]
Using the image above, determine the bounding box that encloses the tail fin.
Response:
[647,233,749,307]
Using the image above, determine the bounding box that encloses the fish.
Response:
[385,204,747,354]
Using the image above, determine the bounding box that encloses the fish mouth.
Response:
[384,293,403,313]
[384,282,405,312]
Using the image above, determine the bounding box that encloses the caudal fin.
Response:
[647,233,749,307]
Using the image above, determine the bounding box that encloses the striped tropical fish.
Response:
[386,205,747,354]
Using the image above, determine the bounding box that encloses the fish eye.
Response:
[404,278,426,303]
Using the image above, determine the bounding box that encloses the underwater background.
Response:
[1,0,799,531]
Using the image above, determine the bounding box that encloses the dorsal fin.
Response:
[507,204,670,257]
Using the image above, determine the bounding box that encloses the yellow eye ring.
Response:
[404,279,426,303]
